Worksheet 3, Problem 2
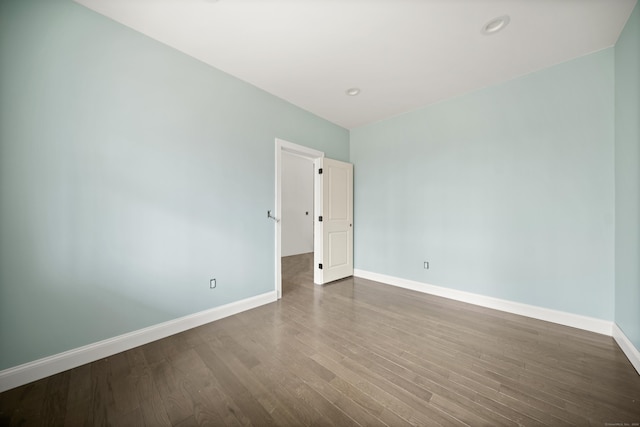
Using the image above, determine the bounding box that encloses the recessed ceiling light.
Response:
[345,88,361,96]
[482,15,510,35]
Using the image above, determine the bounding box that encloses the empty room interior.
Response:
[1,0,639,425]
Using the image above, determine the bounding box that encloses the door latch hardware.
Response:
[267,210,280,222]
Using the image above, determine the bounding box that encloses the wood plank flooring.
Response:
[1,252,639,426]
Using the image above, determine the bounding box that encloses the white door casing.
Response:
[314,158,354,285]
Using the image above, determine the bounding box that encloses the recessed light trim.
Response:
[482,15,510,35]
[345,88,361,96]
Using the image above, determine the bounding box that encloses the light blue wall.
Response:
[1,0,635,374]
[615,3,640,350]
[351,50,615,320]
[0,0,348,370]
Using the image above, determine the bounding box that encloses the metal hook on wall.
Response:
[267,210,280,223]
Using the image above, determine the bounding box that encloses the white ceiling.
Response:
[74,0,637,129]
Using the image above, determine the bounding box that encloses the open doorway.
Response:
[274,139,354,298]
[274,139,323,299]
[281,151,314,295]
[281,152,314,258]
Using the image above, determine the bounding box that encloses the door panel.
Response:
[328,232,348,266]
[314,158,353,284]
[328,167,348,219]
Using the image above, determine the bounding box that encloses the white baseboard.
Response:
[354,269,613,336]
[0,291,277,393]
[613,323,640,375]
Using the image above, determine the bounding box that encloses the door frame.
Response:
[274,138,324,299]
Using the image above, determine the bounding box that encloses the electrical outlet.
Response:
[424,261,429,269]
[210,278,216,289]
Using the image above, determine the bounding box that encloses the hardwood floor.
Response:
[1,252,639,426]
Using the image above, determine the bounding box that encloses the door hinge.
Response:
[318,263,323,270]
[318,216,323,222]
[318,168,323,174]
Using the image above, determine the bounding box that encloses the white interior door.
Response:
[314,158,353,285]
